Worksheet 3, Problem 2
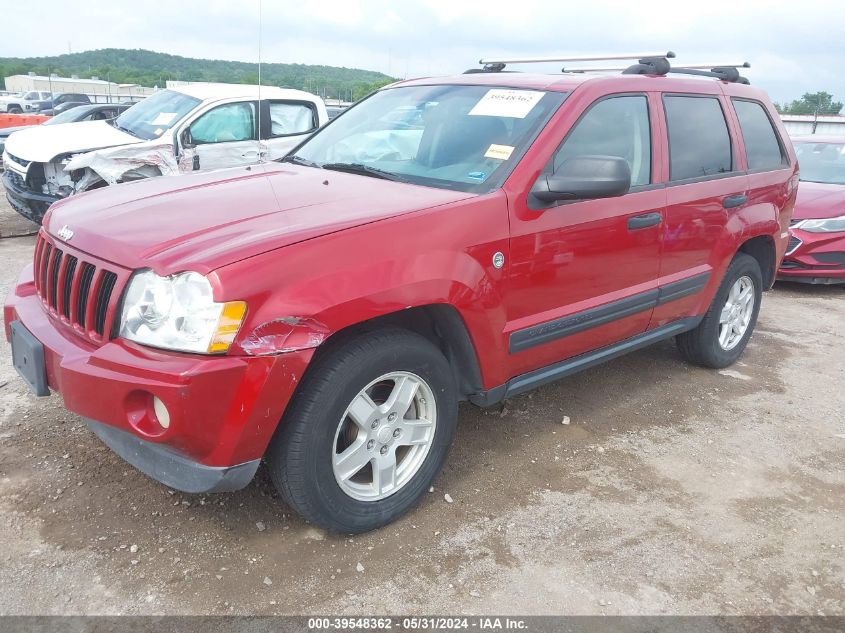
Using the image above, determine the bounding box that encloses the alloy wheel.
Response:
[718,275,755,351]
[332,371,437,501]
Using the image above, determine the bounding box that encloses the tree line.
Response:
[775,91,843,116]
[0,48,396,102]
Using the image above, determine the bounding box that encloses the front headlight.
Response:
[793,215,845,233]
[119,270,246,354]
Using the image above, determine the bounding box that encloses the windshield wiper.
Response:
[109,118,136,137]
[321,162,404,182]
[281,155,321,168]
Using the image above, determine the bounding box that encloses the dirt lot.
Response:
[0,217,843,615]
[0,178,39,238]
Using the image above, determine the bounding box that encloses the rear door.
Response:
[729,96,794,270]
[505,92,666,376]
[260,99,321,161]
[649,92,749,328]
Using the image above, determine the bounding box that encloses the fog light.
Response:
[152,396,170,429]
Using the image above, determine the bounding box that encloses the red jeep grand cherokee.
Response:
[5,55,796,533]
[778,136,845,284]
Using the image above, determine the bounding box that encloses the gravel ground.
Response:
[0,232,843,616]
[0,179,39,238]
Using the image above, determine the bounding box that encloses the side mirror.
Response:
[533,155,631,203]
[180,127,195,149]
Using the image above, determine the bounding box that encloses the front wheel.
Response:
[676,253,763,368]
[266,328,458,533]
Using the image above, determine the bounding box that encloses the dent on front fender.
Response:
[238,316,331,356]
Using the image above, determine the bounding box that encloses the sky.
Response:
[1,0,843,105]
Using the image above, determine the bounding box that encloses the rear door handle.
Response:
[627,212,662,230]
[723,193,748,209]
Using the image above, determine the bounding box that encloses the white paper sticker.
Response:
[469,89,544,118]
[484,144,515,160]
[150,112,177,126]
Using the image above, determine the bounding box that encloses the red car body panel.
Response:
[5,72,797,487]
[791,181,845,220]
[778,150,845,283]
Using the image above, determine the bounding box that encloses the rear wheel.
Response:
[7,105,22,114]
[266,328,458,533]
[676,253,763,368]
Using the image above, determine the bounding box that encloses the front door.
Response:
[506,93,665,376]
[187,101,260,172]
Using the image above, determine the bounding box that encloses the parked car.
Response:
[0,103,132,161]
[778,136,845,284]
[2,84,328,222]
[0,91,52,114]
[326,105,347,120]
[5,56,796,533]
[34,93,92,116]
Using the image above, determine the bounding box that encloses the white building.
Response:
[780,114,845,137]
[3,73,157,102]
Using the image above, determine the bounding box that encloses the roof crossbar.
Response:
[475,51,675,72]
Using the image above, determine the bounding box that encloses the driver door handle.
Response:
[723,193,748,209]
[627,212,662,230]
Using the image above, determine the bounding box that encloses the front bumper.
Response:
[2,168,59,224]
[777,228,845,285]
[85,419,260,493]
[5,265,314,493]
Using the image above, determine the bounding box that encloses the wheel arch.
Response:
[310,303,484,400]
[737,234,776,289]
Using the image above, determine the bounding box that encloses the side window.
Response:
[552,95,651,187]
[90,109,116,121]
[267,101,317,137]
[732,99,787,171]
[190,102,256,144]
[664,96,732,180]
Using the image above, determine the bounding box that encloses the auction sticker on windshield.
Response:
[469,89,544,118]
[484,144,515,160]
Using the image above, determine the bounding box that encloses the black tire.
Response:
[676,253,763,368]
[266,328,458,534]
[7,106,22,114]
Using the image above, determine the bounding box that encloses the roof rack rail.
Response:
[621,59,751,84]
[469,51,675,73]
[466,52,751,84]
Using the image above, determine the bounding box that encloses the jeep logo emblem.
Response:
[57,225,74,241]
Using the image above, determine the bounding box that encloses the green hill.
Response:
[0,48,396,101]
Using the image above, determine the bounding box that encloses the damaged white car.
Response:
[2,84,328,223]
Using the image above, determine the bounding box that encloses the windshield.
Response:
[113,90,200,140]
[289,84,566,192]
[794,141,845,185]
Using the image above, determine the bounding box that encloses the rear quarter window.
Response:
[732,99,788,171]
[664,95,733,181]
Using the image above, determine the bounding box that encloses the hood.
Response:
[45,162,474,274]
[794,181,845,220]
[3,119,140,163]
[0,125,32,139]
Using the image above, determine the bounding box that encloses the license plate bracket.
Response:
[10,321,49,396]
